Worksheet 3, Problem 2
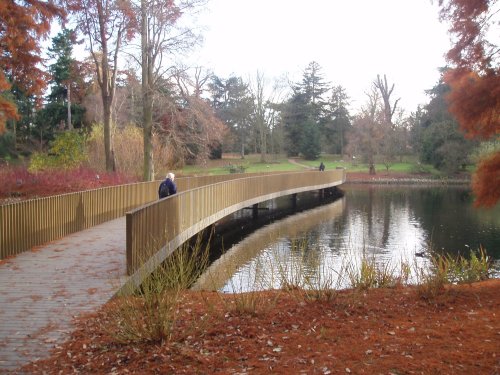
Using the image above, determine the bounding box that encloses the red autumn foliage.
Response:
[445,69,500,140]
[472,152,500,208]
[0,73,19,133]
[0,166,138,203]
[438,0,492,71]
[0,0,64,132]
[438,0,500,207]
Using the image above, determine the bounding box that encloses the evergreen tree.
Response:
[37,28,85,136]
[416,71,476,174]
[209,75,253,157]
[300,120,321,160]
[295,61,330,116]
[282,61,330,158]
[47,28,73,103]
[324,85,351,155]
[281,91,309,156]
[9,83,37,150]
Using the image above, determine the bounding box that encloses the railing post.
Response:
[126,212,133,275]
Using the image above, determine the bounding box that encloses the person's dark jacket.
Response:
[158,178,177,199]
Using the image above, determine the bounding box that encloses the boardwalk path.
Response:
[0,217,127,373]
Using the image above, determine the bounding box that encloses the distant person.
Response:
[158,172,177,199]
[319,162,325,171]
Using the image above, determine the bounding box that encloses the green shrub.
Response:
[346,257,399,290]
[443,247,491,284]
[0,131,16,158]
[226,164,247,174]
[29,131,87,171]
[416,248,491,300]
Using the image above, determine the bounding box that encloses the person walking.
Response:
[158,172,177,199]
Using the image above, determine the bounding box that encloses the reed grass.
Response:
[104,232,210,343]
[220,256,280,315]
[344,255,404,290]
[218,236,492,304]
[416,247,491,299]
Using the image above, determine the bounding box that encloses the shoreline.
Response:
[345,171,471,185]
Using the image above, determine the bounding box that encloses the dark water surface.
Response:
[194,184,500,292]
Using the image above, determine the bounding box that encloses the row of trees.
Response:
[0,0,498,205]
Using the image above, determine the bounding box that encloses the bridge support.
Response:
[291,193,297,209]
[252,203,259,219]
[319,188,325,199]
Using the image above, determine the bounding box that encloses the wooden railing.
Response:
[0,171,300,260]
[0,181,158,260]
[125,169,345,282]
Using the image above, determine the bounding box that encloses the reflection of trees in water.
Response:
[342,185,500,260]
[287,235,322,279]
[339,186,417,257]
[409,187,500,258]
[193,199,345,291]
[197,185,500,292]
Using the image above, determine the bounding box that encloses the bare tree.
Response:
[249,72,286,163]
[161,67,227,165]
[252,72,266,162]
[139,0,205,181]
[70,0,136,171]
[347,88,384,175]
[373,74,400,126]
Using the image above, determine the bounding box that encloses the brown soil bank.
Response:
[23,279,500,374]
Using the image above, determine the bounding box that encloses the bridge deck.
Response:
[0,217,127,372]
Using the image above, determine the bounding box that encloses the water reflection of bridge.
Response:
[0,170,344,371]
[193,198,345,291]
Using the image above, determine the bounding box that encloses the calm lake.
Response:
[194,184,500,292]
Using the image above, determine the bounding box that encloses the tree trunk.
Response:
[340,125,344,158]
[259,122,266,163]
[103,97,115,172]
[368,150,376,175]
[67,84,73,130]
[142,0,154,181]
[97,4,115,173]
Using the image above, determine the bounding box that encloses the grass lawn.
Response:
[174,154,457,178]
[177,154,304,175]
[290,155,442,175]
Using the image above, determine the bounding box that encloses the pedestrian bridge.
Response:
[0,169,345,371]
[1,169,345,291]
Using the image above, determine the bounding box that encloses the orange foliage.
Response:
[438,0,499,207]
[438,0,491,71]
[472,152,500,208]
[0,0,63,131]
[444,69,500,139]
[0,72,19,134]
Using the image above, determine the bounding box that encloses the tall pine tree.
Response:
[282,61,330,158]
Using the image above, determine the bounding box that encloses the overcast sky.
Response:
[188,0,452,113]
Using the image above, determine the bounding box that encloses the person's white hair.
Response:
[167,172,175,180]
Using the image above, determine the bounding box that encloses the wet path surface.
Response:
[0,217,126,373]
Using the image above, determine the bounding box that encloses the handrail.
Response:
[0,171,299,260]
[0,181,158,260]
[125,169,345,282]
